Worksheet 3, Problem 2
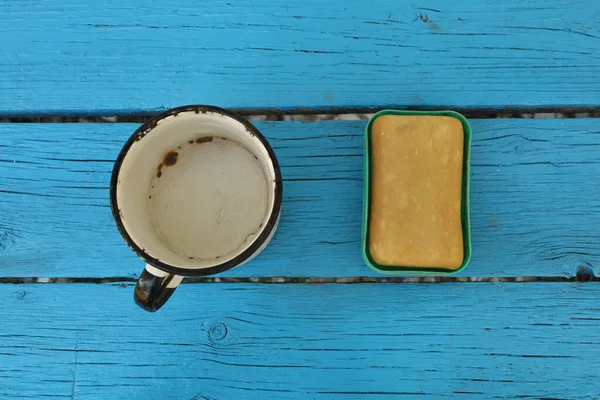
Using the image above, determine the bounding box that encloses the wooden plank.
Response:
[1,282,599,399]
[1,0,599,114]
[1,119,599,278]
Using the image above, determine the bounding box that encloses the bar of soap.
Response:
[368,115,464,270]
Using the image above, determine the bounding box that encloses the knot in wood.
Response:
[575,265,596,281]
[208,322,228,341]
[514,144,527,156]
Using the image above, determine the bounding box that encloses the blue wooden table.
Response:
[1,1,600,398]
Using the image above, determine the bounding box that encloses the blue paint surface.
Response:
[1,283,599,399]
[1,1,598,395]
[0,119,598,278]
[0,0,599,114]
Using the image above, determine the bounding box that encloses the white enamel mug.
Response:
[110,106,282,312]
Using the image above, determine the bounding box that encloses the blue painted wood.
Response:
[1,119,599,278]
[1,282,599,399]
[1,0,599,114]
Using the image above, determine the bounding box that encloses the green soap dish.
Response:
[362,110,472,275]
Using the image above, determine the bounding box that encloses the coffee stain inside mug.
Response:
[195,137,214,144]
[163,151,179,166]
[156,150,180,178]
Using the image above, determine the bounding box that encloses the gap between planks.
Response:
[1,108,600,123]
[0,266,597,285]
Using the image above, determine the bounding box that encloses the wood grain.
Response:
[1,0,599,114]
[1,282,599,399]
[0,119,599,278]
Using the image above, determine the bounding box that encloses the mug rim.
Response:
[109,105,283,277]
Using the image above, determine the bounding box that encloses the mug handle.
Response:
[134,264,184,312]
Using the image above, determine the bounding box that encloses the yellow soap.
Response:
[368,115,464,270]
